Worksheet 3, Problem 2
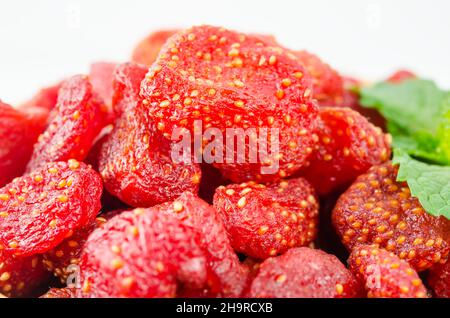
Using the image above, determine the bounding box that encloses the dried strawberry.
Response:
[0,160,102,256]
[20,82,62,111]
[428,260,450,298]
[140,25,318,182]
[99,74,201,208]
[349,245,428,298]
[131,29,179,66]
[248,247,362,298]
[79,208,219,298]
[295,50,345,106]
[387,70,416,83]
[300,107,391,195]
[0,252,50,297]
[333,162,450,271]
[26,75,108,172]
[43,216,107,284]
[84,124,113,172]
[0,102,48,187]
[213,178,319,259]
[89,62,117,108]
[41,288,78,298]
[153,192,248,297]
[111,62,148,116]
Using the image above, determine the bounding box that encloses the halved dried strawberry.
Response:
[213,178,319,259]
[333,162,450,271]
[0,102,48,187]
[131,29,179,66]
[140,25,318,182]
[99,66,201,208]
[0,252,50,297]
[349,245,428,298]
[0,160,102,256]
[26,75,108,172]
[79,208,219,298]
[300,107,391,195]
[248,247,362,298]
[154,192,248,297]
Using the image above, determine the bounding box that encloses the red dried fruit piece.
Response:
[43,216,107,284]
[131,29,179,66]
[89,62,117,108]
[387,70,416,83]
[248,247,361,298]
[79,208,219,298]
[349,245,428,298]
[41,288,78,298]
[20,82,62,111]
[333,162,450,271]
[99,76,201,208]
[26,75,108,172]
[300,106,391,195]
[0,251,50,297]
[295,50,345,106]
[141,25,318,182]
[213,178,319,259]
[153,192,248,297]
[84,124,113,172]
[0,160,102,256]
[428,260,450,298]
[111,62,148,116]
[0,102,48,187]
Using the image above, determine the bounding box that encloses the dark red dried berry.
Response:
[300,107,391,195]
[248,247,362,298]
[213,178,319,259]
[333,162,450,271]
[26,75,108,172]
[0,160,102,257]
[348,245,428,298]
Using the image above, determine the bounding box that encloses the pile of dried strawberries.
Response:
[0,25,449,298]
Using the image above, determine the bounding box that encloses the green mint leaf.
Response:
[360,79,450,165]
[393,149,450,219]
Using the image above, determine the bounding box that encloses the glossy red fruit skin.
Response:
[43,217,107,284]
[89,62,118,109]
[300,106,391,195]
[0,102,48,187]
[295,50,345,107]
[111,62,148,116]
[349,245,428,298]
[428,260,450,298]
[333,162,450,272]
[99,62,200,208]
[387,70,416,83]
[79,208,219,298]
[131,29,179,66]
[248,247,362,298]
[0,160,103,257]
[20,82,62,111]
[213,178,319,259]
[0,252,50,298]
[26,75,108,172]
[40,288,78,298]
[154,192,249,297]
[140,25,319,183]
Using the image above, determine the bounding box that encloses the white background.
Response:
[1,0,449,105]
